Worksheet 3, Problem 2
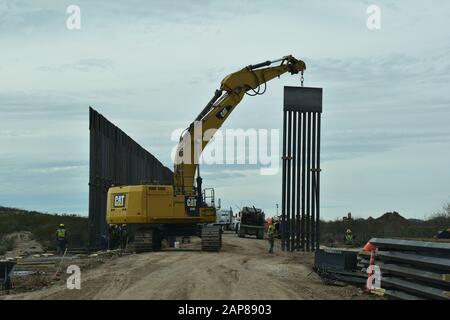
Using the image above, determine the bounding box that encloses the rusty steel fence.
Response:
[281,87,323,252]
[88,107,173,247]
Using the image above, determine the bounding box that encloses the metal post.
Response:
[281,111,287,251]
[306,112,312,251]
[301,112,306,251]
[296,113,302,251]
[311,112,317,251]
[291,112,297,251]
[286,111,292,251]
[316,114,321,250]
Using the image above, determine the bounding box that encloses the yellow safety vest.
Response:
[57,228,66,239]
[345,234,353,244]
[268,226,275,238]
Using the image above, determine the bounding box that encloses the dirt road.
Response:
[4,233,367,300]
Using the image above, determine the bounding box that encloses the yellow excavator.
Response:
[106,55,306,252]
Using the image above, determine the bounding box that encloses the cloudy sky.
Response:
[1,0,449,220]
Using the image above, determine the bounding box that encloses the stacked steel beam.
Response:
[282,87,322,252]
[314,247,367,285]
[358,238,450,300]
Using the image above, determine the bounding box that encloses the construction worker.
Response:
[100,234,108,251]
[344,229,354,246]
[272,217,280,239]
[108,224,118,250]
[119,224,128,249]
[268,222,275,254]
[56,224,67,255]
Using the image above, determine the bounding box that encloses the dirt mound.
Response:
[376,211,408,224]
[4,231,44,257]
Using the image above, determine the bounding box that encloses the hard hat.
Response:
[59,224,65,228]
[346,229,352,234]
[122,224,126,227]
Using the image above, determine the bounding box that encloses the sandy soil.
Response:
[4,232,368,300]
[4,231,44,258]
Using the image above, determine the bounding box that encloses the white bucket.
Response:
[174,241,180,249]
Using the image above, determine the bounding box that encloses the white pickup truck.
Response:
[214,208,235,231]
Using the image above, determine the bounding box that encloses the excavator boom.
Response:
[106,55,306,253]
[174,55,306,195]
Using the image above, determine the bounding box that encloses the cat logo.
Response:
[114,194,126,208]
[185,196,198,216]
[186,197,197,207]
[216,106,232,120]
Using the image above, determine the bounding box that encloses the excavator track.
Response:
[201,225,222,252]
[134,229,161,253]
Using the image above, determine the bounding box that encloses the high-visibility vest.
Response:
[268,226,275,238]
[57,228,66,239]
[344,234,353,244]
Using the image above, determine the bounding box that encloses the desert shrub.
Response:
[0,207,88,248]
[0,235,15,255]
[320,205,450,246]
